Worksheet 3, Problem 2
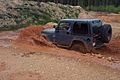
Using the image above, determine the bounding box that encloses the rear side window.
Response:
[73,22,89,34]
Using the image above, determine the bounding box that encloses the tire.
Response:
[100,24,112,43]
[71,42,87,53]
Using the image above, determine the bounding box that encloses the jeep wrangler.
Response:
[41,19,112,53]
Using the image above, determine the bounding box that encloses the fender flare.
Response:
[70,40,91,52]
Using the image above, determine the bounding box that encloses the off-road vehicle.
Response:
[41,19,112,53]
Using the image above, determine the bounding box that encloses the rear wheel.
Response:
[71,43,87,53]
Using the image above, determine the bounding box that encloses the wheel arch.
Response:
[70,40,85,48]
[70,40,91,52]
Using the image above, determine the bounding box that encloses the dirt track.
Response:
[0,47,120,80]
[0,22,120,80]
[0,13,120,80]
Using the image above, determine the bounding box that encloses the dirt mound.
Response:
[16,25,55,48]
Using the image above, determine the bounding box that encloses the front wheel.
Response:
[71,43,87,53]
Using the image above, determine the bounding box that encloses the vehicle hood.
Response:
[41,28,55,34]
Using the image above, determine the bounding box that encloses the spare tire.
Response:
[100,24,112,43]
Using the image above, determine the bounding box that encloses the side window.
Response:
[58,22,71,31]
[73,22,89,34]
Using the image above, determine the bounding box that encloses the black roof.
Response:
[61,19,101,22]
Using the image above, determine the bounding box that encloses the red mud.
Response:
[16,24,56,48]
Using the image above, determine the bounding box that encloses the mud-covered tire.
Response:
[100,24,112,43]
[71,43,87,53]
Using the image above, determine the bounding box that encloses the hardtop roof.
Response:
[61,19,101,22]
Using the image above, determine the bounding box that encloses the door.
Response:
[72,21,93,48]
[55,21,73,46]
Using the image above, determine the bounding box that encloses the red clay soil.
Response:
[16,25,56,48]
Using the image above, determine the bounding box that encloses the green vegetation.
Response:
[86,5,120,13]
[0,1,81,31]
[33,0,120,13]
[16,2,81,26]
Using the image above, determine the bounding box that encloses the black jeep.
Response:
[41,19,112,53]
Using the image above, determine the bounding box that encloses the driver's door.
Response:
[55,21,73,46]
